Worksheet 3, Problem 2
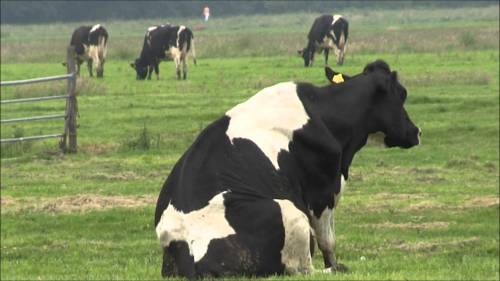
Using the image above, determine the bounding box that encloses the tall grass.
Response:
[1,5,498,62]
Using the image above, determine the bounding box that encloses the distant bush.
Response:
[121,124,160,151]
[459,31,476,48]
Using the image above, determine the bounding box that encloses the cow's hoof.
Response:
[332,263,348,272]
[322,263,348,273]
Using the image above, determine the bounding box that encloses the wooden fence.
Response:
[1,46,78,153]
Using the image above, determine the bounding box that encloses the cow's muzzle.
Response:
[384,127,421,149]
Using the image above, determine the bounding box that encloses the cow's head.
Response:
[334,48,345,66]
[130,59,148,80]
[96,57,105,78]
[298,48,312,67]
[325,66,352,84]
[365,60,421,148]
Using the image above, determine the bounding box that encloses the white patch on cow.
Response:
[318,36,336,51]
[155,192,236,262]
[168,46,182,72]
[90,24,101,33]
[226,82,310,169]
[88,45,100,63]
[332,14,343,25]
[310,207,334,259]
[274,199,313,274]
[177,25,186,48]
[335,176,346,207]
[148,25,158,32]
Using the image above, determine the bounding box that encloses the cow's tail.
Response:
[98,35,108,59]
[338,32,346,51]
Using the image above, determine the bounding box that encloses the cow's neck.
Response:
[298,81,377,179]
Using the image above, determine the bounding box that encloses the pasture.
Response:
[1,4,499,280]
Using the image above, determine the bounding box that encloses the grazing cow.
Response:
[299,15,349,67]
[155,60,421,278]
[131,24,196,80]
[67,24,108,77]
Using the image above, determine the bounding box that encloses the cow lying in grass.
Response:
[155,60,421,278]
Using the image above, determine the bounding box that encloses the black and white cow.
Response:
[154,60,421,278]
[131,24,196,80]
[299,15,349,67]
[68,24,108,77]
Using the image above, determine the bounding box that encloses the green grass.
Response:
[1,4,499,280]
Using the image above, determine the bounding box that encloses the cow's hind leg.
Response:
[87,59,93,77]
[175,57,182,80]
[154,62,160,80]
[324,49,329,66]
[182,55,187,80]
[162,241,196,279]
[147,65,153,80]
[76,60,82,76]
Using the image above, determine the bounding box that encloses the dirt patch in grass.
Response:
[348,193,498,214]
[368,221,451,229]
[404,200,446,211]
[373,192,428,200]
[393,237,481,252]
[0,196,17,206]
[1,194,156,214]
[76,171,143,181]
[465,196,499,209]
[79,143,118,155]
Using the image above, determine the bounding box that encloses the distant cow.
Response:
[154,60,421,278]
[67,24,109,77]
[299,15,349,67]
[131,24,196,80]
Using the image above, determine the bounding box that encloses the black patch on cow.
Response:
[162,241,195,279]
[195,193,286,277]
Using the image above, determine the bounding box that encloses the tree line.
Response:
[1,1,491,24]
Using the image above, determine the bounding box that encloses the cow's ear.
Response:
[390,71,398,81]
[325,66,348,84]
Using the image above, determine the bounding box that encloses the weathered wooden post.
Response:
[64,46,78,153]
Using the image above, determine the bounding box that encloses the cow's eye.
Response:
[401,89,407,102]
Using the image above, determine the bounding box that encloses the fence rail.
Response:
[1,95,68,104]
[0,46,78,153]
[1,114,67,124]
[0,73,75,87]
[0,134,65,144]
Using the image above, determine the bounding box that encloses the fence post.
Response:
[64,46,78,153]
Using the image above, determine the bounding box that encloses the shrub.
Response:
[121,124,161,151]
[459,31,476,48]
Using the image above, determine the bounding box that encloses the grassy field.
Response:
[1,4,499,280]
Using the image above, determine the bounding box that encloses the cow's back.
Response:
[70,26,91,55]
[307,14,333,43]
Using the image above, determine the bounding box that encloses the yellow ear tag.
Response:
[332,74,344,83]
